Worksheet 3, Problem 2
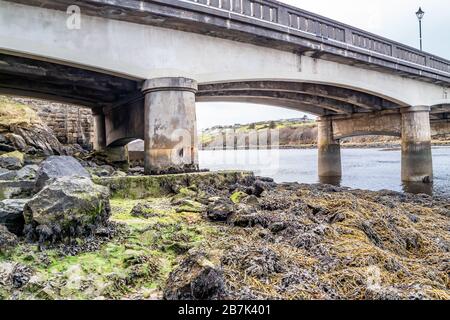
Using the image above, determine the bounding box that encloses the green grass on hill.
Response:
[0,96,41,126]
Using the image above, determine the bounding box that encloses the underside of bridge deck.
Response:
[0,53,141,111]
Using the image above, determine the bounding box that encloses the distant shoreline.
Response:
[200,140,450,151]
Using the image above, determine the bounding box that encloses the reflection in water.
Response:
[402,182,433,196]
[319,176,342,186]
[319,176,434,196]
[199,147,450,197]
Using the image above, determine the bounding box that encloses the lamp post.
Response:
[416,7,425,51]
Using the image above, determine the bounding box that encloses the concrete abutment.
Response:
[142,77,199,175]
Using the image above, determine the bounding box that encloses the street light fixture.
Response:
[416,7,425,51]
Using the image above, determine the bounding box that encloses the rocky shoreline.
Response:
[0,97,449,300]
[1,154,449,299]
[201,140,450,151]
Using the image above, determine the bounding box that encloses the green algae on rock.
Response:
[93,171,253,199]
[24,177,111,242]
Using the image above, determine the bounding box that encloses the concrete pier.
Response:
[142,77,199,175]
[93,112,106,151]
[317,116,342,178]
[401,106,433,183]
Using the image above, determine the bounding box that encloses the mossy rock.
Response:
[0,151,24,170]
[0,96,41,126]
[175,199,204,213]
[94,171,253,200]
[23,177,111,242]
[230,191,247,204]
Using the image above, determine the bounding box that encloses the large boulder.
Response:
[24,177,111,242]
[35,156,90,191]
[0,199,27,235]
[0,151,24,170]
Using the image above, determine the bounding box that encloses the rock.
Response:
[130,202,159,218]
[0,225,18,252]
[232,213,269,228]
[269,222,287,233]
[11,125,64,156]
[112,170,127,177]
[0,143,16,152]
[253,180,267,197]
[88,165,115,177]
[0,168,17,181]
[35,156,90,191]
[24,176,111,242]
[16,165,39,181]
[0,261,15,286]
[257,176,274,183]
[164,250,225,300]
[175,199,204,213]
[242,195,260,206]
[4,133,27,151]
[0,151,24,170]
[0,180,35,199]
[10,263,32,288]
[0,199,27,235]
[206,199,235,222]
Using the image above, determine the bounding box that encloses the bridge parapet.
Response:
[185,0,450,74]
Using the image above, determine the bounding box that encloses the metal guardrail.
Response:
[186,0,450,74]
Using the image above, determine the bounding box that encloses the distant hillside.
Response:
[200,117,402,149]
[201,118,317,149]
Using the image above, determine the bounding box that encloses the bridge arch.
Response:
[196,80,403,117]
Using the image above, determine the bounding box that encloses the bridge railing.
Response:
[185,0,450,74]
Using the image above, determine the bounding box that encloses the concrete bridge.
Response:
[0,0,449,182]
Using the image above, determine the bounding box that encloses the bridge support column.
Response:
[142,77,199,175]
[93,112,106,151]
[401,106,433,183]
[318,116,342,178]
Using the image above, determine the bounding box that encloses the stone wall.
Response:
[11,98,94,149]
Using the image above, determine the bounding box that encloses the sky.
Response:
[196,0,450,130]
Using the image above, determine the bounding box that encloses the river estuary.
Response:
[199,147,450,197]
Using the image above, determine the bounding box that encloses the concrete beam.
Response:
[0,53,140,107]
[196,95,327,116]
[1,1,447,108]
[4,0,449,84]
[198,90,361,114]
[198,81,400,110]
[331,111,402,140]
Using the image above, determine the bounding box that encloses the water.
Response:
[199,147,450,197]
